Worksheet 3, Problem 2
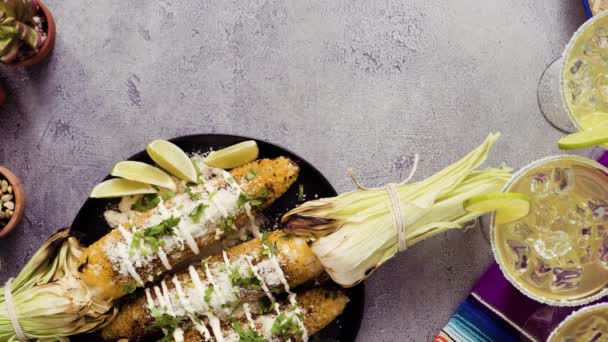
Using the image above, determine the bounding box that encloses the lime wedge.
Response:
[204,140,259,169]
[90,179,156,198]
[558,127,608,150]
[147,140,197,183]
[464,193,531,225]
[111,161,177,191]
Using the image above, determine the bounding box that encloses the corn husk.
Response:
[0,229,116,342]
[282,133,512,287]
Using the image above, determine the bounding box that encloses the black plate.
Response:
[71,134,364,342]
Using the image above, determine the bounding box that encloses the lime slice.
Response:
[90,179,156,198]
[111,161,177,191]
[558,127,608,150]
[464,193,531,225]
[147,140,197,183]
[204,140,259,169]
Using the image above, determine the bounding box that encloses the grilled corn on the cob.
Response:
[80,157,299,301]
[101,231,324,341]
[182,287,349,342]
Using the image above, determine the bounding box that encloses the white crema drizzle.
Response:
[106,163,246,287]
[147,246,308,342]
[262,241,309,341]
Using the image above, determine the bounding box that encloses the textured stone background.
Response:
[0,0,592,340]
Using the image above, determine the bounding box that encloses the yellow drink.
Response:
[549,303,608,341]
[492,156,608,305]
[562,12,608,142]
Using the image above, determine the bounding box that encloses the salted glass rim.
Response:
[547,302,608,341]
[490,155,608,306]
[560,11,608,132]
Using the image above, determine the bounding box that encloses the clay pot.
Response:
[10,0,56,67]
[0,166,26,238]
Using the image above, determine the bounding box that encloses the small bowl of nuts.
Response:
[0,166,25,238]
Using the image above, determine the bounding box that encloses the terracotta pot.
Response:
[0,166,26,238]
[11,0,56,67]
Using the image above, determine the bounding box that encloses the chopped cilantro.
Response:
[185,186,202,201]
[219,215,235,232]
[249,198,263,206]
[201,257,210,273]
[236,187,269,208]
[246,169,257,180]
[130,217,180,253]
[204,286,214,304]
[271,312,303,340]
[298,184,304,201]
[261,232,278,256]
[223,299,241,310]
[236,193,250,208]
[290,305,304,321]
[123,284,137,294]
[252,187,268,206]
[229,266,261,289]
[147,217,180,236]
[190,203,209,223]
[160,191,176,200]
[131,194,160,212]
[150,307,184,342]
[232,320,265,342]
[259,298,274,314]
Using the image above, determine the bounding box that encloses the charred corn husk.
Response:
[100,231,324,341]
[80,157,299,301]
[0,230,116,342]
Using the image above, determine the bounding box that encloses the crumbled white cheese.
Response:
[102,163,247,281]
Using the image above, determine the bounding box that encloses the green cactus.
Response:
[0,0,43,63]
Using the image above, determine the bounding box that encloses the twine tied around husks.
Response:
[5,278,27,341]
[347,154,419,253]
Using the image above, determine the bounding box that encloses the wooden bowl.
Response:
[0,166,25,238]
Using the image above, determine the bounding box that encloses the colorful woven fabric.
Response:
[437,294,520,342]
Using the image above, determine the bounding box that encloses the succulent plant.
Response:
[0,0,44,63]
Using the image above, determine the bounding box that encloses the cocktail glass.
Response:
[547,302,608,341]
[561,10,608,148]
[538,11,608,141]
[491,155,608,306]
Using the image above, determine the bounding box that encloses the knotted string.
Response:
[348,154,420,253]
[4,278,27,341]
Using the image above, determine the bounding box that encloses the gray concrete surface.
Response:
[0,0,592,340]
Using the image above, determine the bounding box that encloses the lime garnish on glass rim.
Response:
[110,161,177,191]
[90,179,157,198]
[558,127,608,150]
[204,140,259,169]
[146,139,198,183]
[464,193,530,225]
